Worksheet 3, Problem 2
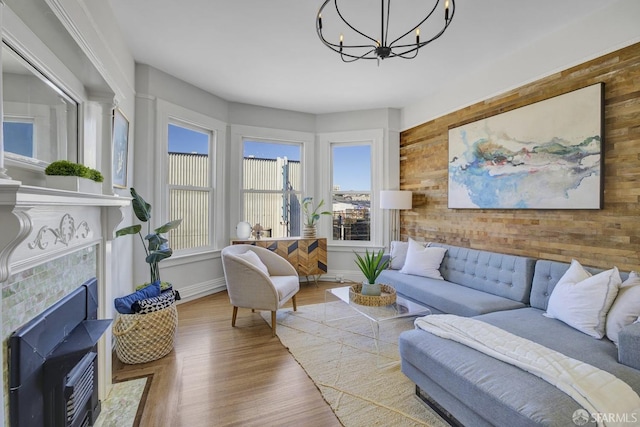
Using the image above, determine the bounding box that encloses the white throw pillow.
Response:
[389,241,410,270]
[606,272,640,345]
[399,238,447,280]
[235,250,269,275]
[545,260,621,339]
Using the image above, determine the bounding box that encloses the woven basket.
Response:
[349,284,397,306]
[113,303,178,364]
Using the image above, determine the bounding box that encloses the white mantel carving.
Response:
[0,180,129,282]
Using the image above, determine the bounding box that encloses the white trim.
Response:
[156,99,227,251]
[229,124,315,238]
[317,129,385,247]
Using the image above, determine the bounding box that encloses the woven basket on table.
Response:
[113,303,178,364]
[349,283,397,306]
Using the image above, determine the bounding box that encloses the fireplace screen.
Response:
[9,278,111,427]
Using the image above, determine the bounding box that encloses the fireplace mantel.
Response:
[0,180,130,283]
[0,179,131,422]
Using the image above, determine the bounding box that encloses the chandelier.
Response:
[316,0,455,63]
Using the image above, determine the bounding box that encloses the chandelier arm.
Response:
[341,48,378,62]
[388,47,420,59]
[317,13,377,53]
[388,0,440,48]
[390,7,454,54]
[334,0,378,45]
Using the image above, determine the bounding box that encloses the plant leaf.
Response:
[146,248,173,264]
[155,219,183,234]
[130,188,151,223]
[115,224,141,237]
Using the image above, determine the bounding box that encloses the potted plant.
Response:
[44,160,104,193]
[115,188,182,288]
[354,249,391,296]
[301,197,331,238]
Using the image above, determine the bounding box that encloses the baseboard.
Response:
[176,277,227,303]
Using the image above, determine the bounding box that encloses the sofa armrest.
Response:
[618,322,640,370]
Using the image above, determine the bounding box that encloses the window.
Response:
[3,120,34,157]
[242,140,302,238]
[332,144,371,241]
[167,122,212,251]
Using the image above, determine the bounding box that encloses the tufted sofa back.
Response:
[530,260,629,310]
[430,243,536,304]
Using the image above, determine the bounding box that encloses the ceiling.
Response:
[108,0,614,115]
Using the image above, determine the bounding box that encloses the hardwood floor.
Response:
[113,281,344,427]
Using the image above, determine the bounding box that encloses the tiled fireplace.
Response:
[0,180,128,426]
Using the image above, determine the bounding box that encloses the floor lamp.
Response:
[380,190,412,244]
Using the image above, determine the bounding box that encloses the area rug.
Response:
[261,302,448,427]
[94,375,151,427]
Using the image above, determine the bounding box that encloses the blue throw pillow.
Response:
[114,281,161,314]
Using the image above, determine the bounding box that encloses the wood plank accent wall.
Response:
[400,42,640,271]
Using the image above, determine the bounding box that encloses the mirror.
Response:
[2,41,78,169]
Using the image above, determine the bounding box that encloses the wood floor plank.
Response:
[113,282,343,427]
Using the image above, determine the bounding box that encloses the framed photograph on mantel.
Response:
[448,82,604,209]
[112,108,129,188]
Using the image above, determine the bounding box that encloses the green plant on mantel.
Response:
[354,249,390,284]
[115,188,182,285]
[45,160,104,183]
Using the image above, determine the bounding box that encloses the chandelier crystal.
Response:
[316,0,455,63]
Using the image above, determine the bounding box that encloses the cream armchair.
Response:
[221,244,299,337]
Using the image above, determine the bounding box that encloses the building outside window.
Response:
[167,122,213,251]
[242,140,302,238]
[331,144,371,241]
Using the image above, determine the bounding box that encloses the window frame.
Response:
[241,138,304,238]
[318,129,384,248]
[156,100,226,255]
[331,142,373,243]
[167,119,214,252]
[229,124,315,240]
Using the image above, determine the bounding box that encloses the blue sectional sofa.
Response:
[377,243,640,427]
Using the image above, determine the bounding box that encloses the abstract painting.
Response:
[448,83,603,209]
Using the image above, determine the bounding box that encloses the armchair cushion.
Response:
[271,275,299,301]
[234,250,269,275]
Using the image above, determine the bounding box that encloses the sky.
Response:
[168,126,370,191]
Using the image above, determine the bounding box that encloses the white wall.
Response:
[401,0,640,130]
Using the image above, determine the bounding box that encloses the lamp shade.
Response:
[380,190,412,210]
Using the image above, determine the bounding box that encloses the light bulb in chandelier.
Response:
[316,0,455,63]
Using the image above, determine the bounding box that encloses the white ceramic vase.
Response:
[236,221,252,239]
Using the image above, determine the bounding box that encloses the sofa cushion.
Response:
[430,243,535,304]
[544,260,621,338]
[607,272,640,345]
[399,238,447,279]
[389,240,410,270]
[476,308,640,383]
[378,270,526,316]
